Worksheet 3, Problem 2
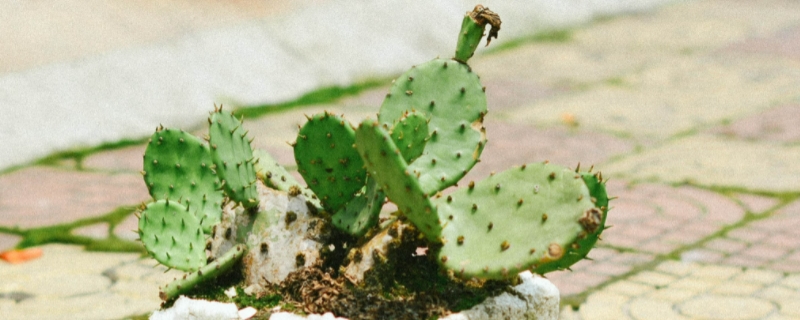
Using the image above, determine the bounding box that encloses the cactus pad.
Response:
[208,109,259,208]
[331,177,385,237]
[435,162,599,279]
[253,149,321,208]
[354,119,441,241]
[142,128,223,232]
[379,58,487,195]
[389,111,429,164]
[138,200,207,271]
[294,112,366,213]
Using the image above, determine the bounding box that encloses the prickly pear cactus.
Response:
[253,149,321,209]
[331,177,384,237]
[354,119,441,241]
[389,111,429,164]
[208,107,259,209]
[378,58,487,196]
[138,200,207,271]
[294,112,366,213]
[434,163,605,279]
[142,128,224,232]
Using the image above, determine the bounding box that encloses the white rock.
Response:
[440,271,560,320]
[149,296,240,320]
[270,312,347,320]
[238,307,257,320]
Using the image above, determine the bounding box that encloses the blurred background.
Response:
[0,0,677,172]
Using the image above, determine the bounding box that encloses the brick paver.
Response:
[0,167,149,228]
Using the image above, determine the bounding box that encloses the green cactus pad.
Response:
[389,111,429,164]
[354,119,441,241]
[294,112,366,213]
[534,172,609,274]
[208,109,259,209]
[138,200,207,271]
[379,58,487,195]
[160,244,247,301]
[253,149,321,208]
[331,177,385,237]
[435,162,598,279]
[142,128,224,232]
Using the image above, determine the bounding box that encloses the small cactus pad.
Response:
[379,58,487,195]
[253,149,321,208]
[435,162,599,279]
[142,128,224,232]
[160,244,247,301]
[389,111,429,164]
[354,119,441,242]
[534,172,609,274]
[208,109,259,209]
[294,112,366,213]
[331,177,385,237]
[454,5,501,63]
[138,200,207,271]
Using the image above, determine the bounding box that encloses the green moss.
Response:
[484,29,573,54]
[233,78,392,119]
[0,206,145,254]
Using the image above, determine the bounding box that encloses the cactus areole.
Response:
[135,5,613,318]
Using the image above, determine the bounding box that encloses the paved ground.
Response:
[3,0,800,319]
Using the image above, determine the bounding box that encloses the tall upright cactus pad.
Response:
[331,177,385,237]
[454,5,501,63]
[379,58,487,196]
[208,108,259,209]
[142,128,224,232]
[389,111,429,164]
[354,120,441,241]
[294,112,366,213]
[138,200,207,271]
[435,162,602,279]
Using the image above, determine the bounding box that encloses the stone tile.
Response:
[729,24,800,61]
[680,249,724,264]
[511,52,800,142]
[655,260,697,277]
[606,134,800,193]
[72,223,109,239]
[630,271,676,288]
[722,255,768,269]
[780,274,800,289]
[678,295,775,320]
[647,287,696,303]
[460,120,634,183]
[739,244,790,261]
[113,214,141,241]
[705,238,747,255]
[548,271,609,296]
[0,167,150,228]
[733,193,780,214]
[671,278,719,292]
[711,282,762,296]
[0,234,19,252]
[689,264,743,281]
[629,297,689,320]
[734,269,783,285]
[605,280,653,297]
[727,228,769,243]
[599,181,741,254]
[767,260,800,273]
[579,291,632,320]
[82,145,146,173]
[710,104,800,144]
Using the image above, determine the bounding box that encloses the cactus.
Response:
[142,128,224,232]
[434,163,606,279]
[253,149,321,209]
[208,107,259,209]
[294,112,366,213]
[378,59,487,196]
[354,119,441,242]
[160,244,247,301]
[138,200,207,271]
[389,111,429,163]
